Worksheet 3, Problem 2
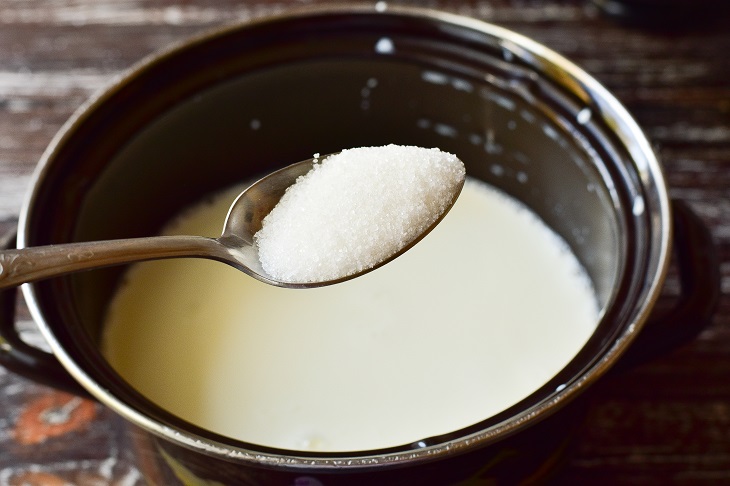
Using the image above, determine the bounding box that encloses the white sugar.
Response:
[254,145,466,283]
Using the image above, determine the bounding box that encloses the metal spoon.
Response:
[0,155,463,290]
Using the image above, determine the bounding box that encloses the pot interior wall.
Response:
[23,11,638,453]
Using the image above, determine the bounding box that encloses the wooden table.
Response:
[1,1,728,484]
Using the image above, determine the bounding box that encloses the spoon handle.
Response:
[0,236,219,289]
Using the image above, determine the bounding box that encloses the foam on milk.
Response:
[255,145,465,283]
[102,177,599,452]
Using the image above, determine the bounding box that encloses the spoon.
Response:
[0,155,463,290]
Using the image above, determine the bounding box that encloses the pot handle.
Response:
[613,199,721,371]
[0,229,90,397]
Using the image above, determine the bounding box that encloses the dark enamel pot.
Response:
[0,5,719,485]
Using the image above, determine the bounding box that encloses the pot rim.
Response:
[18,3,671,470]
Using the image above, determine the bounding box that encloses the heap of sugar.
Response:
[254,144,466,283]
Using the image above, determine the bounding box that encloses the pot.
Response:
[0,5,719,485]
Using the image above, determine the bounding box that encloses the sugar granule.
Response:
[254,145,466,283]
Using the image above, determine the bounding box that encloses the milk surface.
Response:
[102,177,599,452]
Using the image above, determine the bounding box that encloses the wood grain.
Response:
[1,1,728,484]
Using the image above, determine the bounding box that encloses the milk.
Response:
[102,177,599,452]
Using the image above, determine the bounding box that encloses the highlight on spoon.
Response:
[253,145,466,284]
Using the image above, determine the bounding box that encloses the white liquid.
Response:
[102,178,599,452]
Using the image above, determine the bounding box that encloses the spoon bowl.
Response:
[0,154,463,290]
